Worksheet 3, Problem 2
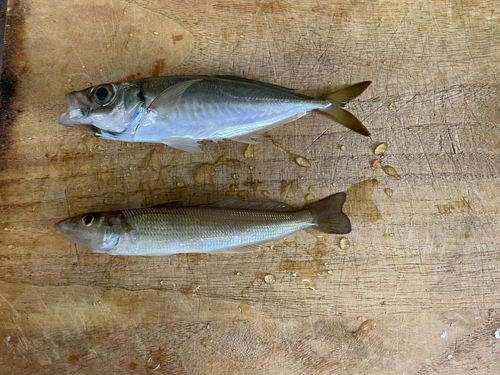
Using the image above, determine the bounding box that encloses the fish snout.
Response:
[59,92,91,126]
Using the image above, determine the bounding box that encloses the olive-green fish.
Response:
[54,193,350,256]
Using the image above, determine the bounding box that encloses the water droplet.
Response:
[295,156,311,167]
[381,165,401,179]
[261,190,270,197]
[67,78,72,83]
[374,143,387,156]
[126,143,133,148]
[300,176,305,180]
[264,274,276,284]
[244,144,255,160]
[388,102,395,110]
[232,173,239,180]
[5,335,11,342]
[176,182,185,188]
[240,34,244,38]
[339,237,350,250]
[352,319,376,337]
[385,188,393,197]
[371,159,382,168]
[200,337,213,346]
[340,145,347,151]
[159,280,165,286]
[235,271,242,276]
[327,270,334,275]
[153,31,159,35]
[129,33,134,37]
[97,145,104,151]
[4,228,10,232]
[237,190,250,199]
[8,245,15,249]
[249,166,254,170]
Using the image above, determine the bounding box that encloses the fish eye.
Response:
[92,85,114,105]
[81,214,95,226]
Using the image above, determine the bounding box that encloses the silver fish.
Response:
[54,193,350,256]
[59,76,371,152]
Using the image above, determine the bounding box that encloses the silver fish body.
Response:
[55,193,350,256]
[59,76,371,152]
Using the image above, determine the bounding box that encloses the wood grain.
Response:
[1,0,500,374]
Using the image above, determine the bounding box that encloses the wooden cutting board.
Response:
[1,0,500,373]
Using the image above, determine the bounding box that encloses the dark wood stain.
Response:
[129,362,138,370]
[0,0,30,171]
[149,59,166,77]
[122,72,143,81]
[172,34,184,43]
[68,354,80,364]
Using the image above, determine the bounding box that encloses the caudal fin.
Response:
[320,81,371,136]
[305,192,351,234]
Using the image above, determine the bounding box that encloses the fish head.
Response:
[59,82,144,138]
[55,212,123,253]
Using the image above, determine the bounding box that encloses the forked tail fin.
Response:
[320,81,371,136]
[305,192,351,234]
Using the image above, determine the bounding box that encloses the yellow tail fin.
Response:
[320,81,371,136]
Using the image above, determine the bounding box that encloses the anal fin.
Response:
[161,137,203,153]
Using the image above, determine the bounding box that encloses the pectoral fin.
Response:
[148,79,202,120]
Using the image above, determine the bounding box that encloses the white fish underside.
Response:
[109,208,314,256]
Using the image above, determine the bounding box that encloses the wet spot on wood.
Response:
[68,354,80,364]
[194,155,241,185]
[237,190,250,199]
[243,175,261,191]
[194,164,217,185]
[277,260,321,291]
[280,180,295,198]
[306,234,329,259]
[437,200,471,214]
[352,319,377,337]
[344,179,383,223]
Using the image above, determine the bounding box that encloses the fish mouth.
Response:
[59,92,92,127]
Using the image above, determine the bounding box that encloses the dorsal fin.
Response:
[209,199,294,212]
[214,75,312,98]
